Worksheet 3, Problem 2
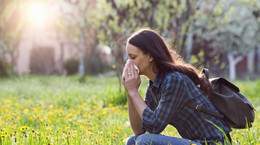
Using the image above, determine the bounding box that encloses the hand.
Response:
[122,60,141,95]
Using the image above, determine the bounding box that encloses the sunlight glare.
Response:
[25,2,49,28]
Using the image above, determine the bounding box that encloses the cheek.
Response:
[133,55,151,72]
[135,61,149,74]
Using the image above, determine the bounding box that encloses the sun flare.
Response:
[25,2,49,27]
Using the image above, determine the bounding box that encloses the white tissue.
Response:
[122,59,139,78]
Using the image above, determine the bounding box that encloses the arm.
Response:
[127,94,145,135]
[122,60,147,135]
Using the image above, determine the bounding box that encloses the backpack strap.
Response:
[186,102,224,119]
[187,68,224,119]
[202,68,209,80]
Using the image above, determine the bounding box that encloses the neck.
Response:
[146,72,157,82]
[143,62,158,82]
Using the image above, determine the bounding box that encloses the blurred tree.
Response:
[94,0,204,94]
[194,0,260,80]
[247,1,260,76]
[62,0,97,76]
[94,0,260,83]
[0,0,24,76]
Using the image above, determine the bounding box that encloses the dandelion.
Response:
[46,136,50,140]
[4,109,9,113]
[23,109,29,114]
[46,126,52,131]
[36,131,41,136]
[110,107,117,111]
[117,126,124,130]
[124,104,128,108]
[102,109,108,115]
[63,134,67,139]
[72,134,76,138]
[112,134,118,138]
[80,125,85,129]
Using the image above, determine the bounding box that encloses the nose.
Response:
[129,59,135,62]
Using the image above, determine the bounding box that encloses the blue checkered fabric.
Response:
[142,71,232,144]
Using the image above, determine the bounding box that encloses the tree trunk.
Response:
[60,43,64,75]
[257,46,260,73]
[0,59,8,77]
[78,27,85,75]
[227,52,244,80]
[110,43,122,96]
[115,58,122,96]
[247,50,255,75]
[185,29,193,63]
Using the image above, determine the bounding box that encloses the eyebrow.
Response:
[128,53,136,57]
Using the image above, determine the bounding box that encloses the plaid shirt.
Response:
[142,71,232,144]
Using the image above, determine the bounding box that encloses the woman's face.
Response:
[126,44,153,76]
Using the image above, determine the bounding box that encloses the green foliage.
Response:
[0,0,24,76]
[102,89,127,107]
[195,0,260,54]
[64,59,79,75]
[85,53,110,75]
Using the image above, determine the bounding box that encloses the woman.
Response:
[122,28,232,145]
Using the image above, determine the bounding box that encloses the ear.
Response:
[148,54,153,62]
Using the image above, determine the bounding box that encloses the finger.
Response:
[124,67,129,79]
[125,61,132,78]
[129,62,135,78]
[132,65,137,78]
[126,67,132,80]
[131,61,138,77]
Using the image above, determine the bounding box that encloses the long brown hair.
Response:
[127,28,211,95]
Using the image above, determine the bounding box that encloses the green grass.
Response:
[0,75,259,144]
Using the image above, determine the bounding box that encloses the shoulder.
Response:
[164,72,186,83]
[161,72,186,88]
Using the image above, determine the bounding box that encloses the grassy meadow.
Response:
[0,75,259,145]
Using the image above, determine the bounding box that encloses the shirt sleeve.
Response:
[142,73,188,134]
[144,89,152,108]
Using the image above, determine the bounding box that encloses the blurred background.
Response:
[0,0,260,81]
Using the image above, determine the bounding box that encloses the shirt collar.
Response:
[149,71,166,88]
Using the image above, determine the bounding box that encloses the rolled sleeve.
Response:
[141,74,188,134]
